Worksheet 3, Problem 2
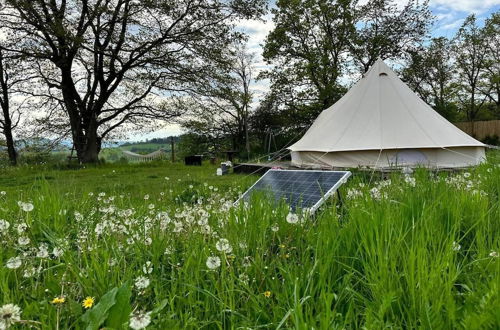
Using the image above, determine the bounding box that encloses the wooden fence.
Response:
[454,120,500,139]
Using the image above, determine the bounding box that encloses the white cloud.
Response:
[439,18,465,31]
[236,15,274,52]
[127,124,184,141]
[430,0,500,13]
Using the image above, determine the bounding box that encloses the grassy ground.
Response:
[0,156,499,329]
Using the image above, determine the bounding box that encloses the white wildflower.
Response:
[36,244,49,259]
[74,212,84,222]
[206,256,221,270]
[17,201,34,212]
[452,241,461,251]
[52,247,64,258]
[129,311,152,330]
[489,251,499,258]
[271,223,279,232]
[404,176,416,187]
[16,223,27,234]
[370,187,381,200]
[215,239,232,253]
[239,273,249,284]
[346,188,363,200]
[6,257,22,269]
[17,237,30,246]
[0,219,10,232]
[0,304,22,328]
[134,276,150,290]
[142,261,153,275]
[23,266,39,278]
[286,212,299,224]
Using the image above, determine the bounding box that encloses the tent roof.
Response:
[289,59,485,152]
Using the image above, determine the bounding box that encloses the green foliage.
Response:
[0,155,499,328]
[81,285,131,330]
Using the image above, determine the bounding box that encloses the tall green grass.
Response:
[0,158,499,329]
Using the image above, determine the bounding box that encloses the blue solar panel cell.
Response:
[236,170,351,213]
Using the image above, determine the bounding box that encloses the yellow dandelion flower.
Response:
[82,297,95,309]
[51,296,65,305]
[264,291,272,298]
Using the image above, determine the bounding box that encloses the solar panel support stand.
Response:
[336,189,343,208]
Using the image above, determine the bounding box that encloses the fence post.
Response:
[171,137,175,163]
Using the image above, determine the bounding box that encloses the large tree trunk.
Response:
[3,119,17,165]
[0,50,16,165]
[81,128,101,163]
[60,66,102,164]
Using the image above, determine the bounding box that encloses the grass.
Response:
[0,156,499,329]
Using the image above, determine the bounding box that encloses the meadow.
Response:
[0,155,499,329]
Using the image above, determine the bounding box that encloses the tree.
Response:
[0,0,266,163]
[402,37,458,121]
[453,15,489,124]
[179,42,256,155]
[349,0,433,73]
[480,11,500,110]
[261,0,355,122]
[0,48,32,165]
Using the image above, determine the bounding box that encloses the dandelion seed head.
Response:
[206,256,221,270]
[17,201,34,212]
[0,219,10,232]
[134,276,150,290]
[286,212,299,224]
[5,257,22,269]
[129,311,152,330]
[215,239,232,253]
[0,304,21,328]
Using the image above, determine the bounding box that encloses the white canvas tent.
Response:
[289,59,486,169]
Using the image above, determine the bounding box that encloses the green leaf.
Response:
[105,283,132,329]
[81,287,118,330]
[152,299,169,315]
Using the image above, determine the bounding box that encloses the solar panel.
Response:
[236,170,351,213]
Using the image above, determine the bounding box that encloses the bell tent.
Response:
[289,59,486,169]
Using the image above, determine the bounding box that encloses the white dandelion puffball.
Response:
[215,239,232,253]
[6,257,22,269]
[206,256,221,270]
[271,223,279,232]
[286,212,299,224]
[0,303,22,328]
[17,237,30,246]
[0,219,10,232]
[18,201,34,212]
[129,311,152,330]
[134,276,150,290]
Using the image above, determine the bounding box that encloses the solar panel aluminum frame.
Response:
[235,169,352,214]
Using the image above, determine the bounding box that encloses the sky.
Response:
[134,0,500,142]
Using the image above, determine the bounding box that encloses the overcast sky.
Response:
[134,0,500,141]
